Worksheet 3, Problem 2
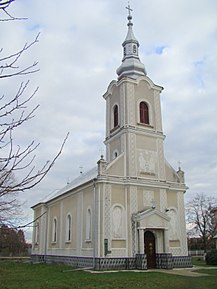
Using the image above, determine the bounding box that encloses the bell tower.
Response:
[103,6,166,181]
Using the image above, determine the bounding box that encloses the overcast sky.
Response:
[1,0,217,240]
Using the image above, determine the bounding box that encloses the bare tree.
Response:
[0,0,68,225]
[186,192,217,252]
[0,0,25,21]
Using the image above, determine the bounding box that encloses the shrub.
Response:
[205,250,217,265]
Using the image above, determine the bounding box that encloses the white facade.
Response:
[32,9,191,269]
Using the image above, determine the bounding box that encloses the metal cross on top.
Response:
[126,2,133,17]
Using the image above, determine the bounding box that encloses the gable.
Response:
[106,153,125,176]
[133,208,170,229]
[165,159,180,182]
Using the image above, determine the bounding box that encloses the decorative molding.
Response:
[129,134,136,175]
[143,190,154,207]
[128,82,134,125]
[160,189,167,212]
[130,186,137,256]
[137,149,157,175]
[104,184,112,249]
[157,139,165,179]
[177,192,188,255]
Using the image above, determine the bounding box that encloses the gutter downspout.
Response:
[93,178,97,270]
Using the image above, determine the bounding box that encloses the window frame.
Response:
[139,101,149,125]
[66,213,72,242]
[85,208,92,242]
[113,104,119,128]
[52,217,57,243]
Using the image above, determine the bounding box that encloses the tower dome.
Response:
[116,5,147,80]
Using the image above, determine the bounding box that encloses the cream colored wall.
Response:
[136,135,156,151]
[109,184,127,255]
[111,184,125,206]
[137,188,144,211]
[45,184,95,255]
[48,202,60,248]
[82,186,94,249]
[32,206,42,252]
[109,137,122,160]
[106,153,125,176]
[165,162,179,182]
[154,190,160,210]
[61,194,78,249]
[109,85,119,108]
[167,191,178,208]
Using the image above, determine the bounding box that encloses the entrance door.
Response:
[144,231,156,269]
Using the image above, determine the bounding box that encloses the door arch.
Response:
[144,231,156,269]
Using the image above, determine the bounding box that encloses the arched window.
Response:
[52,218,57,243]
[140,102,149,124]
[113,105,119,128]
[86,208,91,240]
[112,205,126,239]
[66,214,72,242]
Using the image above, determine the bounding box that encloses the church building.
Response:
[31,8,192,270]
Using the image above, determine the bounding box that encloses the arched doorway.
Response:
[144,231,156,269]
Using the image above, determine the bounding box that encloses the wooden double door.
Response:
[144,231,156,269]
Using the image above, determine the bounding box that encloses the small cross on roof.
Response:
[126,2,133,17]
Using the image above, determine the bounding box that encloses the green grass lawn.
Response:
[0,261,217,289]
[191,256,216,267]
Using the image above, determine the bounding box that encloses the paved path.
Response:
[89,266,217,277]
[156,268,209,277]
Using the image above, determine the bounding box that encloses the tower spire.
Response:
[116,5,146,80]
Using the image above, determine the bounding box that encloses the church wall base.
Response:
[31,254,192,270]
[156,254,192,269]
[31,254,94,268]
[135,254,147,269]
[156,253,173,269]
[172,256,192,268]
[95,257,136,270]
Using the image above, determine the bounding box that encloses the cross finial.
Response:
[126,2,133,17]
[178,161,181,170]
[79,166,83,174]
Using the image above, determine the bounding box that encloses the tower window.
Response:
[140,102,149,124]
[113,105,119,128]
[133,45,137,54]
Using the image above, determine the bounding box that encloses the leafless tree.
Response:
[0,0,68,225]
[186,192,217,252]
[0,0,25,21]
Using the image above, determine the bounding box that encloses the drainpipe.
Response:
[93,178,97,269]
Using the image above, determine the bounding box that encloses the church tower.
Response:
[102,6,190,269]
[104,7,165,182]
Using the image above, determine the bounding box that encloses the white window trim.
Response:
[65,213,72,243]
[85,207,92,242]
[52,217,57,243]
[137,99,152,126]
